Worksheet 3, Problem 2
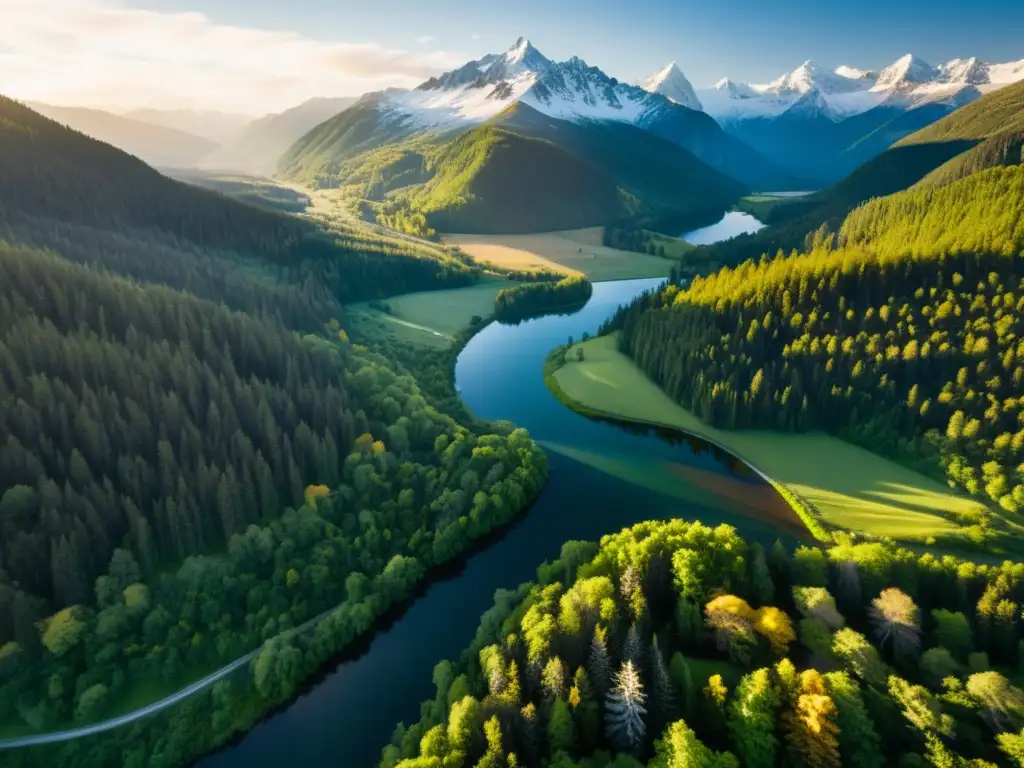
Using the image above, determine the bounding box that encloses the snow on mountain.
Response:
[834,65,875,82]
[987,58,1024,85]
[638,61,702,111]
[937,57,989,85]
[872,54,937,91]
[757,60,867,96]
[714,78,758,99]
[700,51,1024,123]
[378,38,700,133]
[781,88,836,120]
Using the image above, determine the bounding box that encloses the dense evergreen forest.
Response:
[0,96,477,315]
[0,98,549,765]
[380,519,1024,767]
[494,277,594,323]
[607,165,1024,548]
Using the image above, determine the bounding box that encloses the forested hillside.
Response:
[612,166,1024,535]
[690,80,1024,273]
[0,96,476,308]
[280,101,744,236]
[0,96,549,764]
[381,519,1024,767]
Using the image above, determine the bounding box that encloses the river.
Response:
[202,278,803,768]
[681,210,765,245]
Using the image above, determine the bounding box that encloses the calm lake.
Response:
[681,210,765,245]
[202,279,804,768]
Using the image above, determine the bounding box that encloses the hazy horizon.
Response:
[3,0,1023,115]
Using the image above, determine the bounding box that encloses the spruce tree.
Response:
[605,660,647,753]
[588,624,611,696]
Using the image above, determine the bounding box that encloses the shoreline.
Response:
[542,345,834,543]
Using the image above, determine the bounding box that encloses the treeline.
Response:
[495,276,594,324]
[610,166,1024,527]
[0,241,547,761]
[380,518,1024,768]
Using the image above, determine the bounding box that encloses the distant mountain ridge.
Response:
[25,102,218,168]
[634,51,1024,185]
[203,96,359,175]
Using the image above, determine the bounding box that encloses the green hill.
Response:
[690,80,1024,273]
[0,96,475,308]
[408,124,627,233]
[613,164,1024,550]
[281,101,745,235]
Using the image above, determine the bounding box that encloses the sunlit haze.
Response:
[2,0,1022,113]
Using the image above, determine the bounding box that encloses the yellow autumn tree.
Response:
[755,606,796,656]
[784,669,841,768]
[304,484,330,510]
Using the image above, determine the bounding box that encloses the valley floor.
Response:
[550,333,987,545]
[442,227,674,281]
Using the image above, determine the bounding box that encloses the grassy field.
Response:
[551,334,984,543]
[347,278,508,347]
[443,227,673,281]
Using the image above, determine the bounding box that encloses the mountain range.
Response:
[279,38,799,235]
[640,52,1024,184]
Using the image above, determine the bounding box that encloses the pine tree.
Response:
[548,697,575,755]
[749,542,775,606]
[728,668,780,768]
[542,656,566,700]
[588,624,611,696]
[605,660,647,753]
[649,634,676,735]
[622,623,644,667]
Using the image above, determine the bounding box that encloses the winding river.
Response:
[203,278,804,768]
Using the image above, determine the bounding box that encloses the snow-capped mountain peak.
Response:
[938,57,989,85]
[834,65,875,82]
[698,50,1024,124]
[714,78,758,100]
[782,87,835,120]
[638,61,702,111]
[872,54,937,91]
[759,60,871,96]
[503,37,550,70]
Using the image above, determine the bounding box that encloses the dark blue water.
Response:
[203,279,800,768]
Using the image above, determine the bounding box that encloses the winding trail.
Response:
[0,604,338,749]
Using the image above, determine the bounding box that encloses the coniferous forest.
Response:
[381,519,1024,768]
[0,97,547,766]
[609,166,1024,547]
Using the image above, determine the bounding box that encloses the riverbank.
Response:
[546,333,988,547]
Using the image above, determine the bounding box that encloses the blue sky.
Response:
[2,0,1022,113]
[132,0,1024,85]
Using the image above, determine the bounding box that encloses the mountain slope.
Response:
[687,78,1024,271]
[700,52,1024,182]
[0,96,475,305]
[638,61,702,110]
[122,108,252,144]
[25,101,217,167]
[616,164,1024,528]
[279,38,795,201]
[415,102,745,233]
[206,96,358,174]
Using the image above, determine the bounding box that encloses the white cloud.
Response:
[415,35,436,44]
[0,0,467,114]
